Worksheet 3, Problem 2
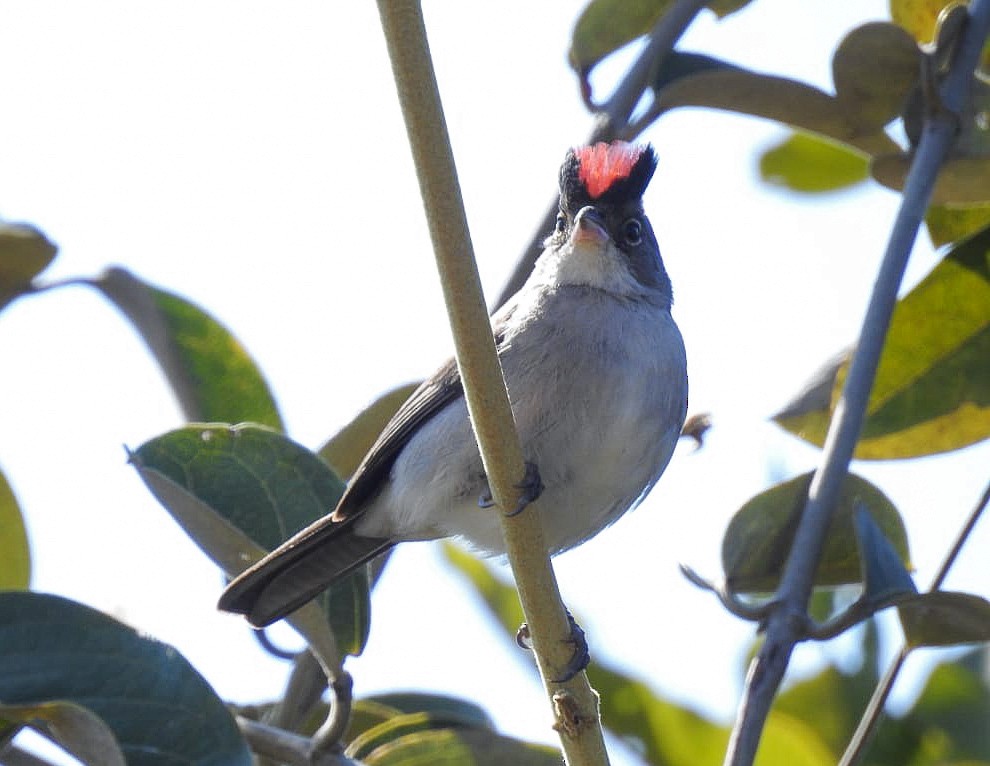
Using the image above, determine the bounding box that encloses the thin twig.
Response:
[310,671,353,759]
[494,0,708,308]
[269,650,328,733]
[723,4,990,765]
[237,717,361,766]
[838,478,990,766]
[678,564,778,622]
[375,1,608,763]
[930,479,990,591]
[599,0,709,133]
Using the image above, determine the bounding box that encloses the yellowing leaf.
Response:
[775,226,990,458]
[760,132,869,193]
[94,267,283,429]
[0,468,29,589]
[0,223,57,308]
[926,202,990,247]
[889,0,951,44]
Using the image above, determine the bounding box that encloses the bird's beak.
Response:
[571,206,608,247]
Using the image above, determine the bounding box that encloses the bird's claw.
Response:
[506,461,543,517]
[516,611,590,683]
[477,461,544,516]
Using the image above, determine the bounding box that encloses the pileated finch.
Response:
[219,141,688,629]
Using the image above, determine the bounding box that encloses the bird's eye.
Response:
[555,213,567,234]
[622,218,643,246]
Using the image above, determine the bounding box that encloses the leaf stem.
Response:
[723,4,990,765]
[374,1,609,763]
[838,478,990,766]
[600,0,709,132]
[237,717,361,766]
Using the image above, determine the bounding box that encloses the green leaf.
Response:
[441,543,525,629]
[721,472,910,594]
[655,69,900,156]
[0,592,250,766]
[132,423,370,658]
[908,654,990,760]
[0,222,57,310]
[443,544,729,765]
[899,591,990,648]
[0,701,126,766]
[132,424,342,555]
[0,467,30,589]
[775,666,873,756]
[653,23,920,159]
[652,51,743,92]
[831,22,920,133]
[755,712,836,766]
[359,728,561,766]
[854,504,918,606]
[346,709,497,762]
[362,693,494,731]
[775,226,990,458]
[873,155,990,206]
[587,660,729,766]
[927,203,990,248]
[343,699,406,744]
[568,1,751,75]
[93,267,282,429]
[759,132,869,193]
[319,383,419,481]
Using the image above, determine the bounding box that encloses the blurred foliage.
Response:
[2,1,990,764]
[0,466,30,590]
[759,132,869,193]
[443,545,990,766]
[0,593,251,766]
[0,222,57,310]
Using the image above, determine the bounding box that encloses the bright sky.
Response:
[1,2,988,764]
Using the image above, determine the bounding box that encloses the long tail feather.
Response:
[219,520,392,627]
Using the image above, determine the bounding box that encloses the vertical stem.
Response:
[375,2,609,763]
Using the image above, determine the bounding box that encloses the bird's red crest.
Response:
[575,142,645,199]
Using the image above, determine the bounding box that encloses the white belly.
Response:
[356,286,688,556]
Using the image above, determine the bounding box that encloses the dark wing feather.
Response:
[218,358,465,626]
[331,356,463,519]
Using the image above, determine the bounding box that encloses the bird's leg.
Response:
[507,461,544,516]
[477,461,544,516]
[516,610,590,683]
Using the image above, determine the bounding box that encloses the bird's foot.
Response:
[516,611,590,683]
[477,461,543,516]
[506,461,543,516]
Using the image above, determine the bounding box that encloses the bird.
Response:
[219,141,688,630]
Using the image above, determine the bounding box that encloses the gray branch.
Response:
[723,4,990,765]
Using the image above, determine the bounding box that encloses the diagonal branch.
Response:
[723,4,990,765]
